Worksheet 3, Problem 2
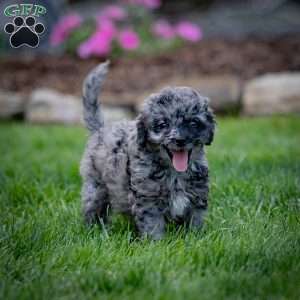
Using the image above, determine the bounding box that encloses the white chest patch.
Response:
[170,195,189,218]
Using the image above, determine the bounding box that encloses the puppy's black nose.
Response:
[172,138,186,147]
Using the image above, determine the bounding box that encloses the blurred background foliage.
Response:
[1,0,300,58]
[0,0,299,120]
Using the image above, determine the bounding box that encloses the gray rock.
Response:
[26,88,82,124]
[101,90,140,107]
[243,73,300,115]
[135,75,241,113]
[102,105,134,123]
[26,88,134,125]
[189,75,241,112]
[0,90,26,119]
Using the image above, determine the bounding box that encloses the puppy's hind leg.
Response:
[82,177,110,226]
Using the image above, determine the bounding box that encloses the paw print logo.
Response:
[4,16,45,48]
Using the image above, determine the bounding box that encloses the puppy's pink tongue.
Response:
[172,150,188,172]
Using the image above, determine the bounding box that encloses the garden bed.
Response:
[1,36,299,101]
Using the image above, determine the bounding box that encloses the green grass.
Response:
[0,116,299,300]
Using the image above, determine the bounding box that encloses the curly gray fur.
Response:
[80,62,216,240]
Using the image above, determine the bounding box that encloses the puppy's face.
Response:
[137,87,215,172]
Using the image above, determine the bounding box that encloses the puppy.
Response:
[80,62,215,240]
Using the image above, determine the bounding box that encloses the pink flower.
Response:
[50,13,82,46]
[96,17,117,40]
[175,21,202,42]
[77,17,118,59]
[118,28,140,50]
[77,28,113,58]
[100,5,127,21]
[77,31,111,58]
[152,19,175,39]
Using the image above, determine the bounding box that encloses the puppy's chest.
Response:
[158,163,208,219]
[164,173,191,219]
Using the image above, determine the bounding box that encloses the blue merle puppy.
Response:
[80,62,216,240]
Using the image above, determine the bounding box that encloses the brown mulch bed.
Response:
[1,36,300,105]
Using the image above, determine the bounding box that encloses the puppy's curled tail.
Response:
[82,61,109,133]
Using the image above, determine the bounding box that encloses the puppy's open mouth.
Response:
[164,146,192,172]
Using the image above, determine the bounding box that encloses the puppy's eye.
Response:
[190,119,205,130]
[153,121,168,132]
[190,121,198,128]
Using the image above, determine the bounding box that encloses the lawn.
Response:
[0,116,299,300]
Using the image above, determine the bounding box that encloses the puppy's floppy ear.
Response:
[136,114,147,148]
[203,99,216,146]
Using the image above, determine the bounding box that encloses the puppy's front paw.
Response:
[134,207,165,240]
[140,229,165,241]
[187,207,206,230]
